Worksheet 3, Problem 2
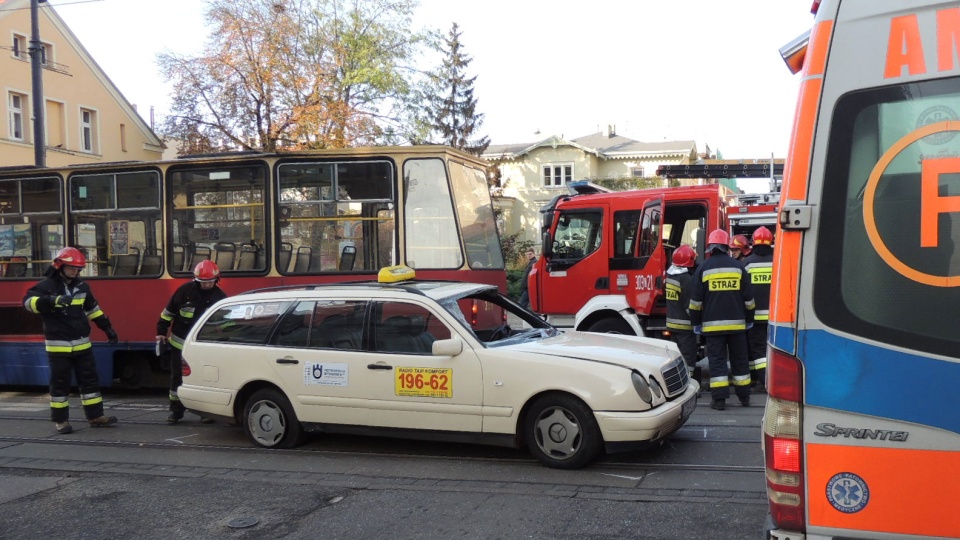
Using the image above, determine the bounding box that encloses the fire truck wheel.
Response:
[587,318,634,335]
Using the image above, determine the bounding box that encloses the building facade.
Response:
[1,0,162,167]
[483,126,697,244]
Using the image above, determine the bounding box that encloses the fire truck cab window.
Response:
[553,210,602,261]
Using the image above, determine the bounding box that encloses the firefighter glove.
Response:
[105,327,118,344]
[52,295,71,309]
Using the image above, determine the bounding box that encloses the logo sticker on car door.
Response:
[303,362,349,386]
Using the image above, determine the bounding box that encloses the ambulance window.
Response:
[815,77,960,357]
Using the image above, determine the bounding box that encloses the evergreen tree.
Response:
[422,23,489,155]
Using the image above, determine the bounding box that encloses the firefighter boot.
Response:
[739,395,751,407]
[55,422,73,434]
[89,416,117,427]
[166,412,184,424]
[710,399,726,411]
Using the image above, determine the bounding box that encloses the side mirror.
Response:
[541,231,553,259]
[432,338,464,357]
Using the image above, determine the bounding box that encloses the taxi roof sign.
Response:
[378,265,416,283]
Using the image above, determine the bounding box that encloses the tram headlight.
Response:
[631,370,653,403]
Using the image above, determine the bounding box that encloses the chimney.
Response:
[604,124,616,138]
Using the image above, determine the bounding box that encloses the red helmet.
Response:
[193,260,221,282]
[753,226,774,246]
[53,247,86,269]
[706,229,729,246]
[730,234,751,256]
[671,245,696,267]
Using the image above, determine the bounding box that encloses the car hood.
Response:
[503,330,678,372]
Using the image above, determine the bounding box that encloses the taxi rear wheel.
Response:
[243,388,304,449]
[525,394,602,469]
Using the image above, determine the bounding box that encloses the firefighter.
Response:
[729,234,751,261]
[742,226,774,393]
[688,230,756,410]
[23,247,119,434]
[156,260,227,423]
[665,245,701,386]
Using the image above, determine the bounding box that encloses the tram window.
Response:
[449,161,505,270]
[404,158,461,269]
[278,161,394,274]
[170,164,267,274]
[0,177,63,280]
[69,170,162,278]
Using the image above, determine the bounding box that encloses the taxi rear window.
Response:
[195,301,292,345]
[815,77,960,357]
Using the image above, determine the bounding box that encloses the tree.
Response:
[158,0,428,153]
[416,23,489,155]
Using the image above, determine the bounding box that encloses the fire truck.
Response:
[528,163,781,336]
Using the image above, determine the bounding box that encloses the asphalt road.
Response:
[0,388,769,540]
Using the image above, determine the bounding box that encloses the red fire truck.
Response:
[528,165,780,336]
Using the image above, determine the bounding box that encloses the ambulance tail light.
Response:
[763,346,805,532]
[810,0,821,15]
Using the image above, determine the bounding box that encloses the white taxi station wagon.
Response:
[178,267,698,469]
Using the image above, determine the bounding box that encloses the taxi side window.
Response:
[195,301,292,345]
[309,300,367,350]
[373,302,450,354]
[272,301,314,348]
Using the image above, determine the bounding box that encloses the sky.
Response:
[46,0,815,175]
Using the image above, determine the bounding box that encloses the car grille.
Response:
[661,357,689,397]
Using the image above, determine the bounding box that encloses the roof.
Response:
[484,133,696,162]
[0,0,162,149]
[236,280,494,304]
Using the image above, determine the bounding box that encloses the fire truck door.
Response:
[537,208,605,316]
[627,199,665,316]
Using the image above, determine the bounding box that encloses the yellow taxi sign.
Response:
[378,265,416,283]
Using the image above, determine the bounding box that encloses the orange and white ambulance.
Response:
[765,1,960,538]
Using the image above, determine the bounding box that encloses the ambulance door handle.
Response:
[276,358,299,365]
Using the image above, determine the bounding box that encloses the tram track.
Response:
[0,431,764,475]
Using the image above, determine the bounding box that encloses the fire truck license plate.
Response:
[395,367,453,398]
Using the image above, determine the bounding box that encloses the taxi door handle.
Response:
[367,364,392,370]
[276,358,299,365]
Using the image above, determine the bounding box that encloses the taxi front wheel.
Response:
[243,388,304,449]
[525,394,602,469]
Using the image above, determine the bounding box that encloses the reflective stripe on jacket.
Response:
[688,252,755,334]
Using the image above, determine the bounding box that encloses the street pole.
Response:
[29,0,46,167]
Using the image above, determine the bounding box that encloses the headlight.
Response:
[631,370,652,403]
[649,376,663,399]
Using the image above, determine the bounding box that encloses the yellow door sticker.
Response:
[395,367,453,398]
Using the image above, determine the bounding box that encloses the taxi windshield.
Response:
[437,288,558,347]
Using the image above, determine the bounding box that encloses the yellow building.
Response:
[0,0,162,166]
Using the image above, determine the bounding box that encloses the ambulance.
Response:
[764,1,960,538]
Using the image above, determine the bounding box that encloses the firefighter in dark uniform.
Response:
[156,260,226,423]
[23,247,119,434]
[729,234,751,261]
[688,229,756,410]
[665,244,701,386]
[742,226,774,393]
